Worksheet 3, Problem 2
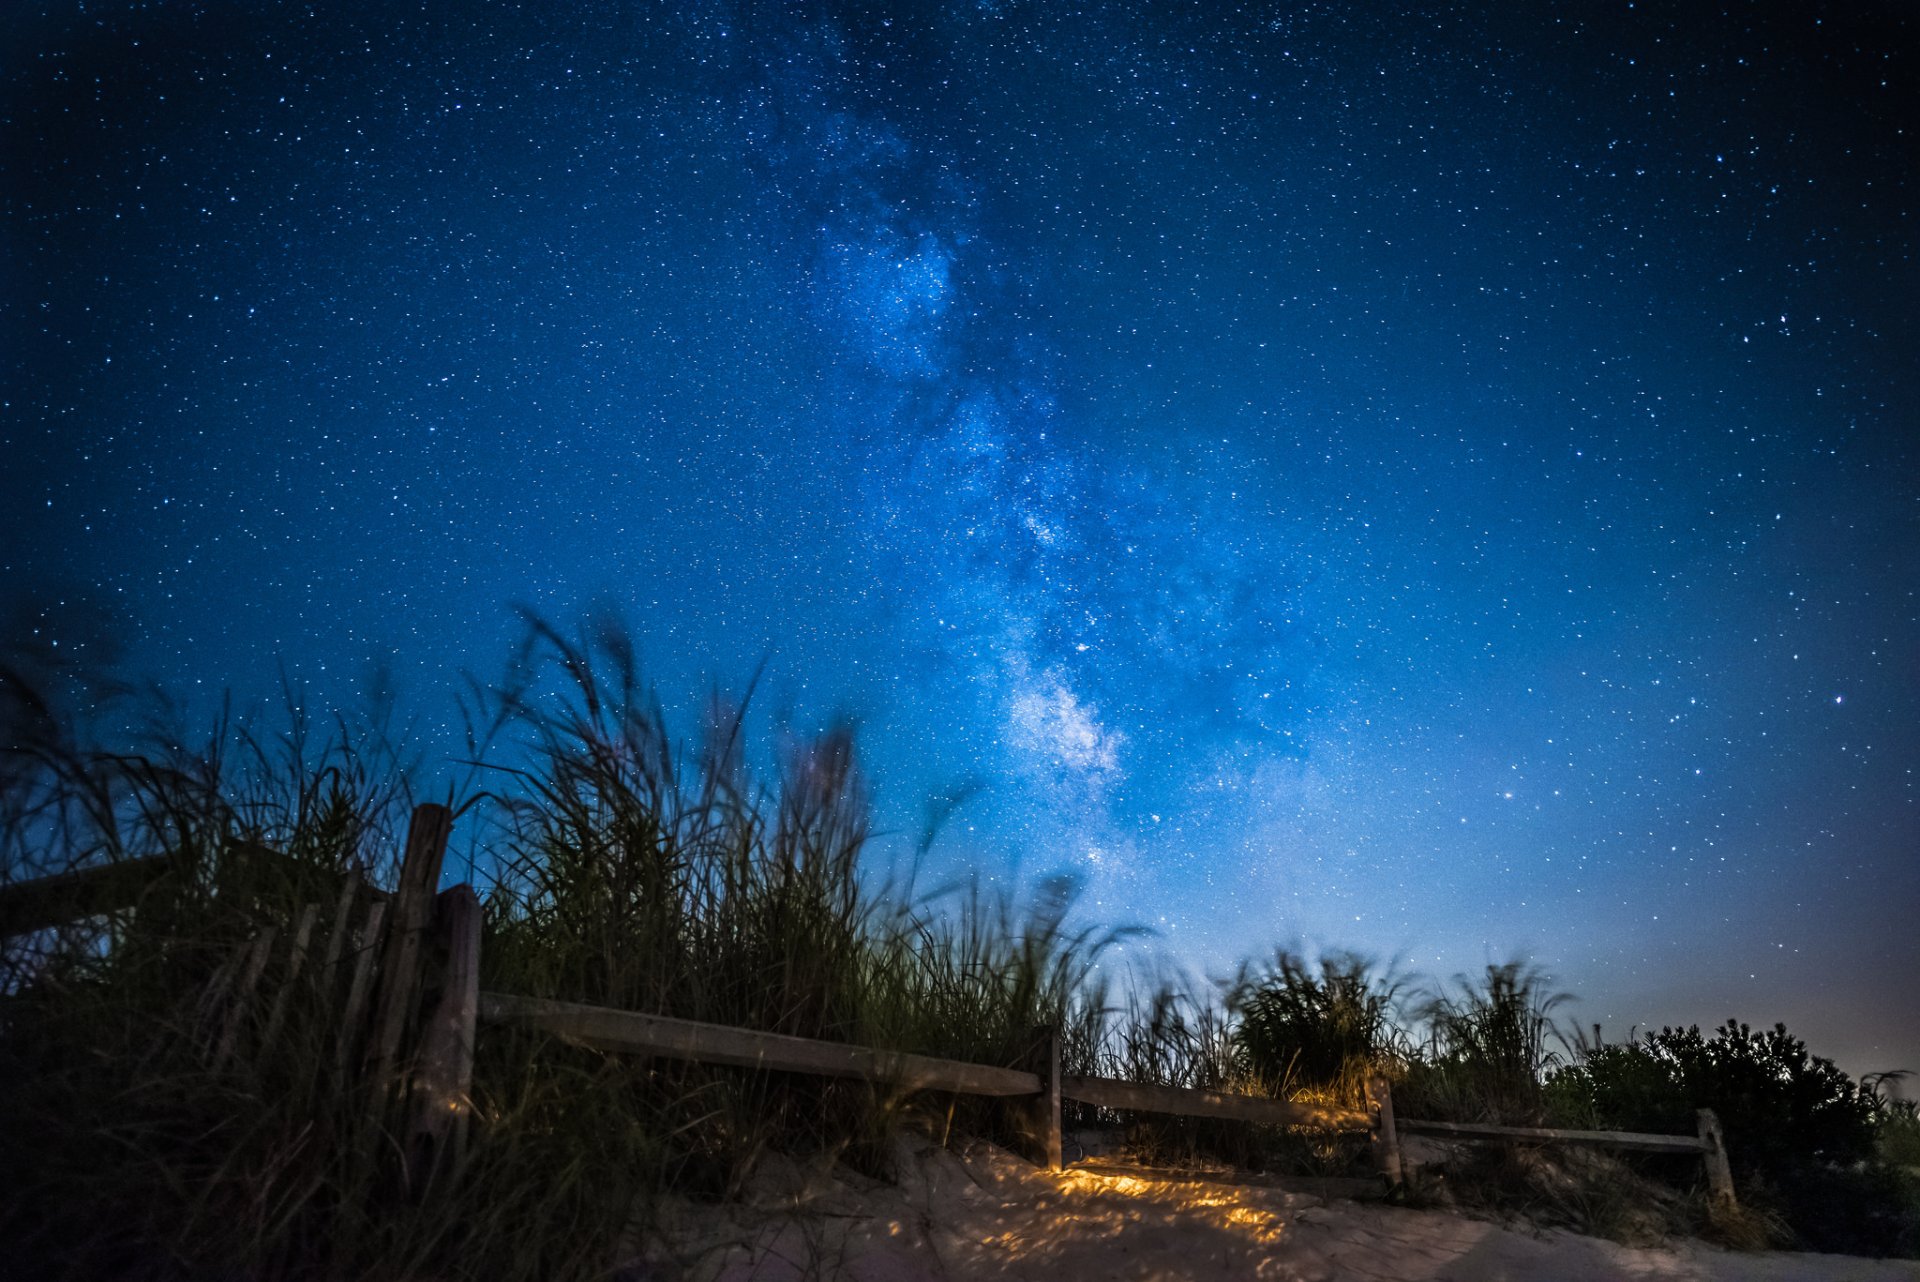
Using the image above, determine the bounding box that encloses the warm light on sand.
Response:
[633,1137,1920,1281]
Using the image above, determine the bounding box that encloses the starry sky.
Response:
[5,2,1916,1077]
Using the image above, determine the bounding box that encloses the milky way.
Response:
[5,2,1915,1075]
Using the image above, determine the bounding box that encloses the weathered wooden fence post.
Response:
[1020,1024,1062,1171]
[1370,1074,1404,1191]
[1039,1024,1062,1172]
[408,882,482,1196]
[337,899,387,1074]
[1697,1108,1737,1215]
[367,803,453,1087]
[258,901,320,1050]
[210,926,277,1072]
[318,870,363,979]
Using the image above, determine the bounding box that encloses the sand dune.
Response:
[634,1136,1920,1281]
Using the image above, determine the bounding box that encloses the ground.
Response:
[630,1136,1920,1282]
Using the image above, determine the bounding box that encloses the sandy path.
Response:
[635,1137,1920,1282]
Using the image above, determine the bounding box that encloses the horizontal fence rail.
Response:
[1396,1117,1707,1153]
[1394,1108,1737,1212]
[0,844,393,943]
[0,856,174,938]
[479,992,1045,1098]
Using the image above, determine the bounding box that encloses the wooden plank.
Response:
[258,902,320,1049]
[211,927,277,1072]
[318,870,363,977]
[223,840,390,905]
[1697,1108,1738,1213]
[1370,1075,1403,1188]
[1395,1117,1709,1153]
[0,855,173,937]
[1060,1075,1373,1132]
[337,900,386,1074]
[368,804,453,1083]
[409,884,481,1196]
[479,992,1044,1097]
[194,941,247,1050]
[0,848,385,942]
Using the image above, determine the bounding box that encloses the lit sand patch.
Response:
[634,1135,1920,1281]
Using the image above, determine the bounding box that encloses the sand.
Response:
[631,1135,1920,1282]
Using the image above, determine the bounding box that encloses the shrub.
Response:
[1866,1071,1920,1169]
[1556,1021,1874,1176]
[1550,1020,1918,1255]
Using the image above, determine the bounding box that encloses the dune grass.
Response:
[2,620,1914,1274]
[0,622,1124,1279]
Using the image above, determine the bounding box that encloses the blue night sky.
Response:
[5,3,1916,1076]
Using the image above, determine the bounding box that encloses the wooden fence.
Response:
[0,803,1736,1212]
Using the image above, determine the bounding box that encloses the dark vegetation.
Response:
[1547,1022,1919,1255]
[2,618,1914,1278]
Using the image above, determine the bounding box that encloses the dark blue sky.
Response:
[6,1,1915,1076]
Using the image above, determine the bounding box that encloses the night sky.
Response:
[5,3,1916,1077]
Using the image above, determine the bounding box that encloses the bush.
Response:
[1550,1020,1917,1255]
[1556,1021,1874,1176]
[1867,1072,1920,1170]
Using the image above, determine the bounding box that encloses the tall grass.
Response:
[1400,961,1570,1125]
[1234,950,1405,1106]
[0,668,436,1277]
[0,619,1130,1277]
